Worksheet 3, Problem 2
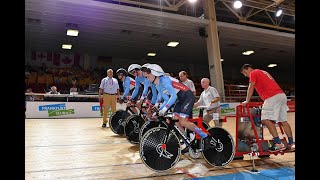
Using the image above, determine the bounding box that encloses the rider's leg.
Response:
[140,107,147,114]
[130,96,139,114]
[173,113,185,133]
[129,105,138,114]
[179,114,208,139]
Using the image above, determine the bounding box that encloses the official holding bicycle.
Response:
[194,78,223,127]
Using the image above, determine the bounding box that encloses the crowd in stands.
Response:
[25,63,295,99]
[25,63,104,94]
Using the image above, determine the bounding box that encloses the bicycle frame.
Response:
[158,111,210,152]
[187,108,210,140]
[139,108,236,172]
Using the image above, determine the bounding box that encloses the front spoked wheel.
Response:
[140,127,180,172]
[202,127,235,167]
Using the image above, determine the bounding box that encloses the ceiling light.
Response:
[221,59,224,61]
[62,44,72,49]
[268,64,277,67]
[276,8,282,17]
[67,29,79,36]
[167,42,179,47]
[242,50,254,55]
[188,0,197,3]
[147,53,156,57]
[233,1,242,9]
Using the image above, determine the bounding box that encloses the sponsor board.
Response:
[39,103,75,117]
[192,103,238,117]
[26,101,126,118]
[91,105,112,117]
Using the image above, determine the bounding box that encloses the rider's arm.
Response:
[160,77,177,110]
[159,93,169,110]
[154,86,163,107]
[130,77,141,100]
[122,77,131,98]
[150,84,158,105]
[140,78,150,100]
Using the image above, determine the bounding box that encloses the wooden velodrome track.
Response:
[25,112,295,179]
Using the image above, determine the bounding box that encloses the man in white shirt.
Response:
[194,78,222,127]
[99,69,121,128]
[179,71,196,96]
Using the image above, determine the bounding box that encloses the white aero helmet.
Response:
[128,64,141,73]
[141,63,151,68]
[148,64,165,76]
[141,63,151,72]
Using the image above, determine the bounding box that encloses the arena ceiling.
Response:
[25,0,295,80]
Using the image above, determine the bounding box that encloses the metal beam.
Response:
[239,19,295,32]
[111,0,177,11]
[163,0,173,7]
[172,0,187,10]
[221,1,242,19]
[221,0,294,16]
[245,3,275,19]
[265,10,276,26]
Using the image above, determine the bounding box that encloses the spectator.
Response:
[25,88,36,101]
[47,86,60,94]
[69,85,78,94]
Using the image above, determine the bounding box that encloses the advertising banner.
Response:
[26,101,126,118]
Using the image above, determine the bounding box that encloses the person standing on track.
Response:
[99,69,120,128]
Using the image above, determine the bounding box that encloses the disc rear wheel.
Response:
[109,110,130,135]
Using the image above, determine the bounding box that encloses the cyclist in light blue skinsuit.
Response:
[127,64,157,114]
[143,64,208,144]
[116,68,135,103]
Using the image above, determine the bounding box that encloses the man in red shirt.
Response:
[240,64,295,152]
